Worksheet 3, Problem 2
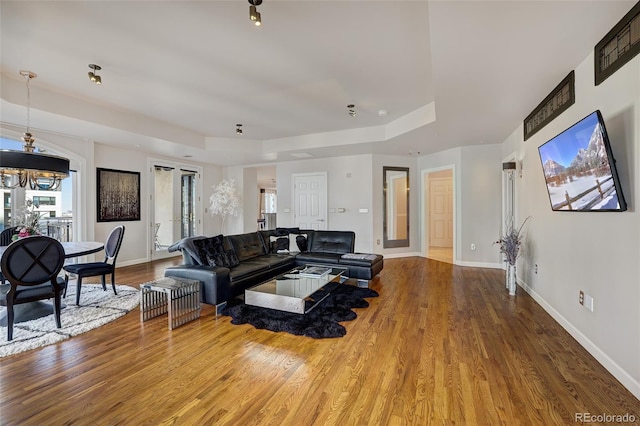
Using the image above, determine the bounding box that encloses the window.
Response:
[33,196,57,206]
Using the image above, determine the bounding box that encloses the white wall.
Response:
[372,154,420,257]
[94,144,149,266]
[417,144,503,266]
[91,144,222,266]
[276,155,375,253]
[460,144,503,266]
[501,51,640,398]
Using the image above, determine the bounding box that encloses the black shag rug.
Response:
[221,283,379,339]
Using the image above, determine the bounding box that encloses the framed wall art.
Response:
[97,168,141,222]
[595,1,640,86]
[523,71,575,141]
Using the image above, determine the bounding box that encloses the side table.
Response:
[140,277,200,330]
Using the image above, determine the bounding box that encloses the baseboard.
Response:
[383,252,422,259]
[519,280,640,401]
[455,260,503,269]
[118,257,153,268]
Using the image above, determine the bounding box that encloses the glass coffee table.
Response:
[245,265,348,314]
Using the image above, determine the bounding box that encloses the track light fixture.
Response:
[88,64,102,85]
[236,124,243,135]
[248,0,262,26]
[347,104,356,117]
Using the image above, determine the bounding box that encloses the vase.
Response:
[507,264,517,295]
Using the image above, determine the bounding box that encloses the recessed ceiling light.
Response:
[378,109,387,117]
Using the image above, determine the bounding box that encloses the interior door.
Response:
[293,173,327,230]
[429,177,453,247]
[150,162,200,260]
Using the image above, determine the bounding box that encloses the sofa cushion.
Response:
[308,231,355,254]
[227,232,267,261]
[339,253,383,267]
[228,261,270,281]
[295,252,343,265]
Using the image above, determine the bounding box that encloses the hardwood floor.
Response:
[427,246,453,264]
[1,257,639,425]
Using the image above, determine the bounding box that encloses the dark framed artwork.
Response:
[523,71,575,141]
[595,1,640,86]
[97,168,141,222]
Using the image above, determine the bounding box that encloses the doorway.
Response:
[150,161,201,260]
[424,168,454,264]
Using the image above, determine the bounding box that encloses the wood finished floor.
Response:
[1,256,639,425]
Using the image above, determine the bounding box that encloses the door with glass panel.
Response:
[150,162,200,260]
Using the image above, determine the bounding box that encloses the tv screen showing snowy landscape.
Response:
[538,110,627,211]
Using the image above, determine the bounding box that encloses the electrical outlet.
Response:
[534,264,538,274]
[470,243,476,251]
[376,239,380,245]
[579,291,584,305]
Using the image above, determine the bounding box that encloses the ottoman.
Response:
[338,253,384,286]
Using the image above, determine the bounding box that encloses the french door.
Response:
[149,161,201,260]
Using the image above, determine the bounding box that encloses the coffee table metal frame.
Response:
[245,265,348,314]
[140,277,200,330]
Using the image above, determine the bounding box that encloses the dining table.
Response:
[0,240,105,259]
[0,240,105,325]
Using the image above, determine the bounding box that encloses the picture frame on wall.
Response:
[97,167,141,222]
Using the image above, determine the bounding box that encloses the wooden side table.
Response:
[140,277,200,330]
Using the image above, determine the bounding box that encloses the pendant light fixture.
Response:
[248,0,262,26]
[88,64,102,85]
[0,70,70,190]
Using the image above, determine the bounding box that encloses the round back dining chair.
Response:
[63,225,125,306]
[0,236,66,341]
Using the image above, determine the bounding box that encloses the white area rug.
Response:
[0,284,139,358]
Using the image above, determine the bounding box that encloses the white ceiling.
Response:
[0,1,635,167]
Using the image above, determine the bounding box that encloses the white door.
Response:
[429,177,453,248]
[293,173,327,230]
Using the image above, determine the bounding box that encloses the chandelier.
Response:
[0,70,70,190]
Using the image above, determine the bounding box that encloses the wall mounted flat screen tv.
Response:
[538,110,627,211]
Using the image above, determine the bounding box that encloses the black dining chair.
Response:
[0,226,20,246]
[0,236,66,341]
[0,226,20,285]
[63,225,125,306]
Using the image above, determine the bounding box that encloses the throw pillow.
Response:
[193,235,224,266]
[296,234,308,252]
[288,233,307,253]
[193,235,238,267]
[269,236,290,253]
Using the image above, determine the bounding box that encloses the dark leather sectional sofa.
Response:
[164,229,383,312]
